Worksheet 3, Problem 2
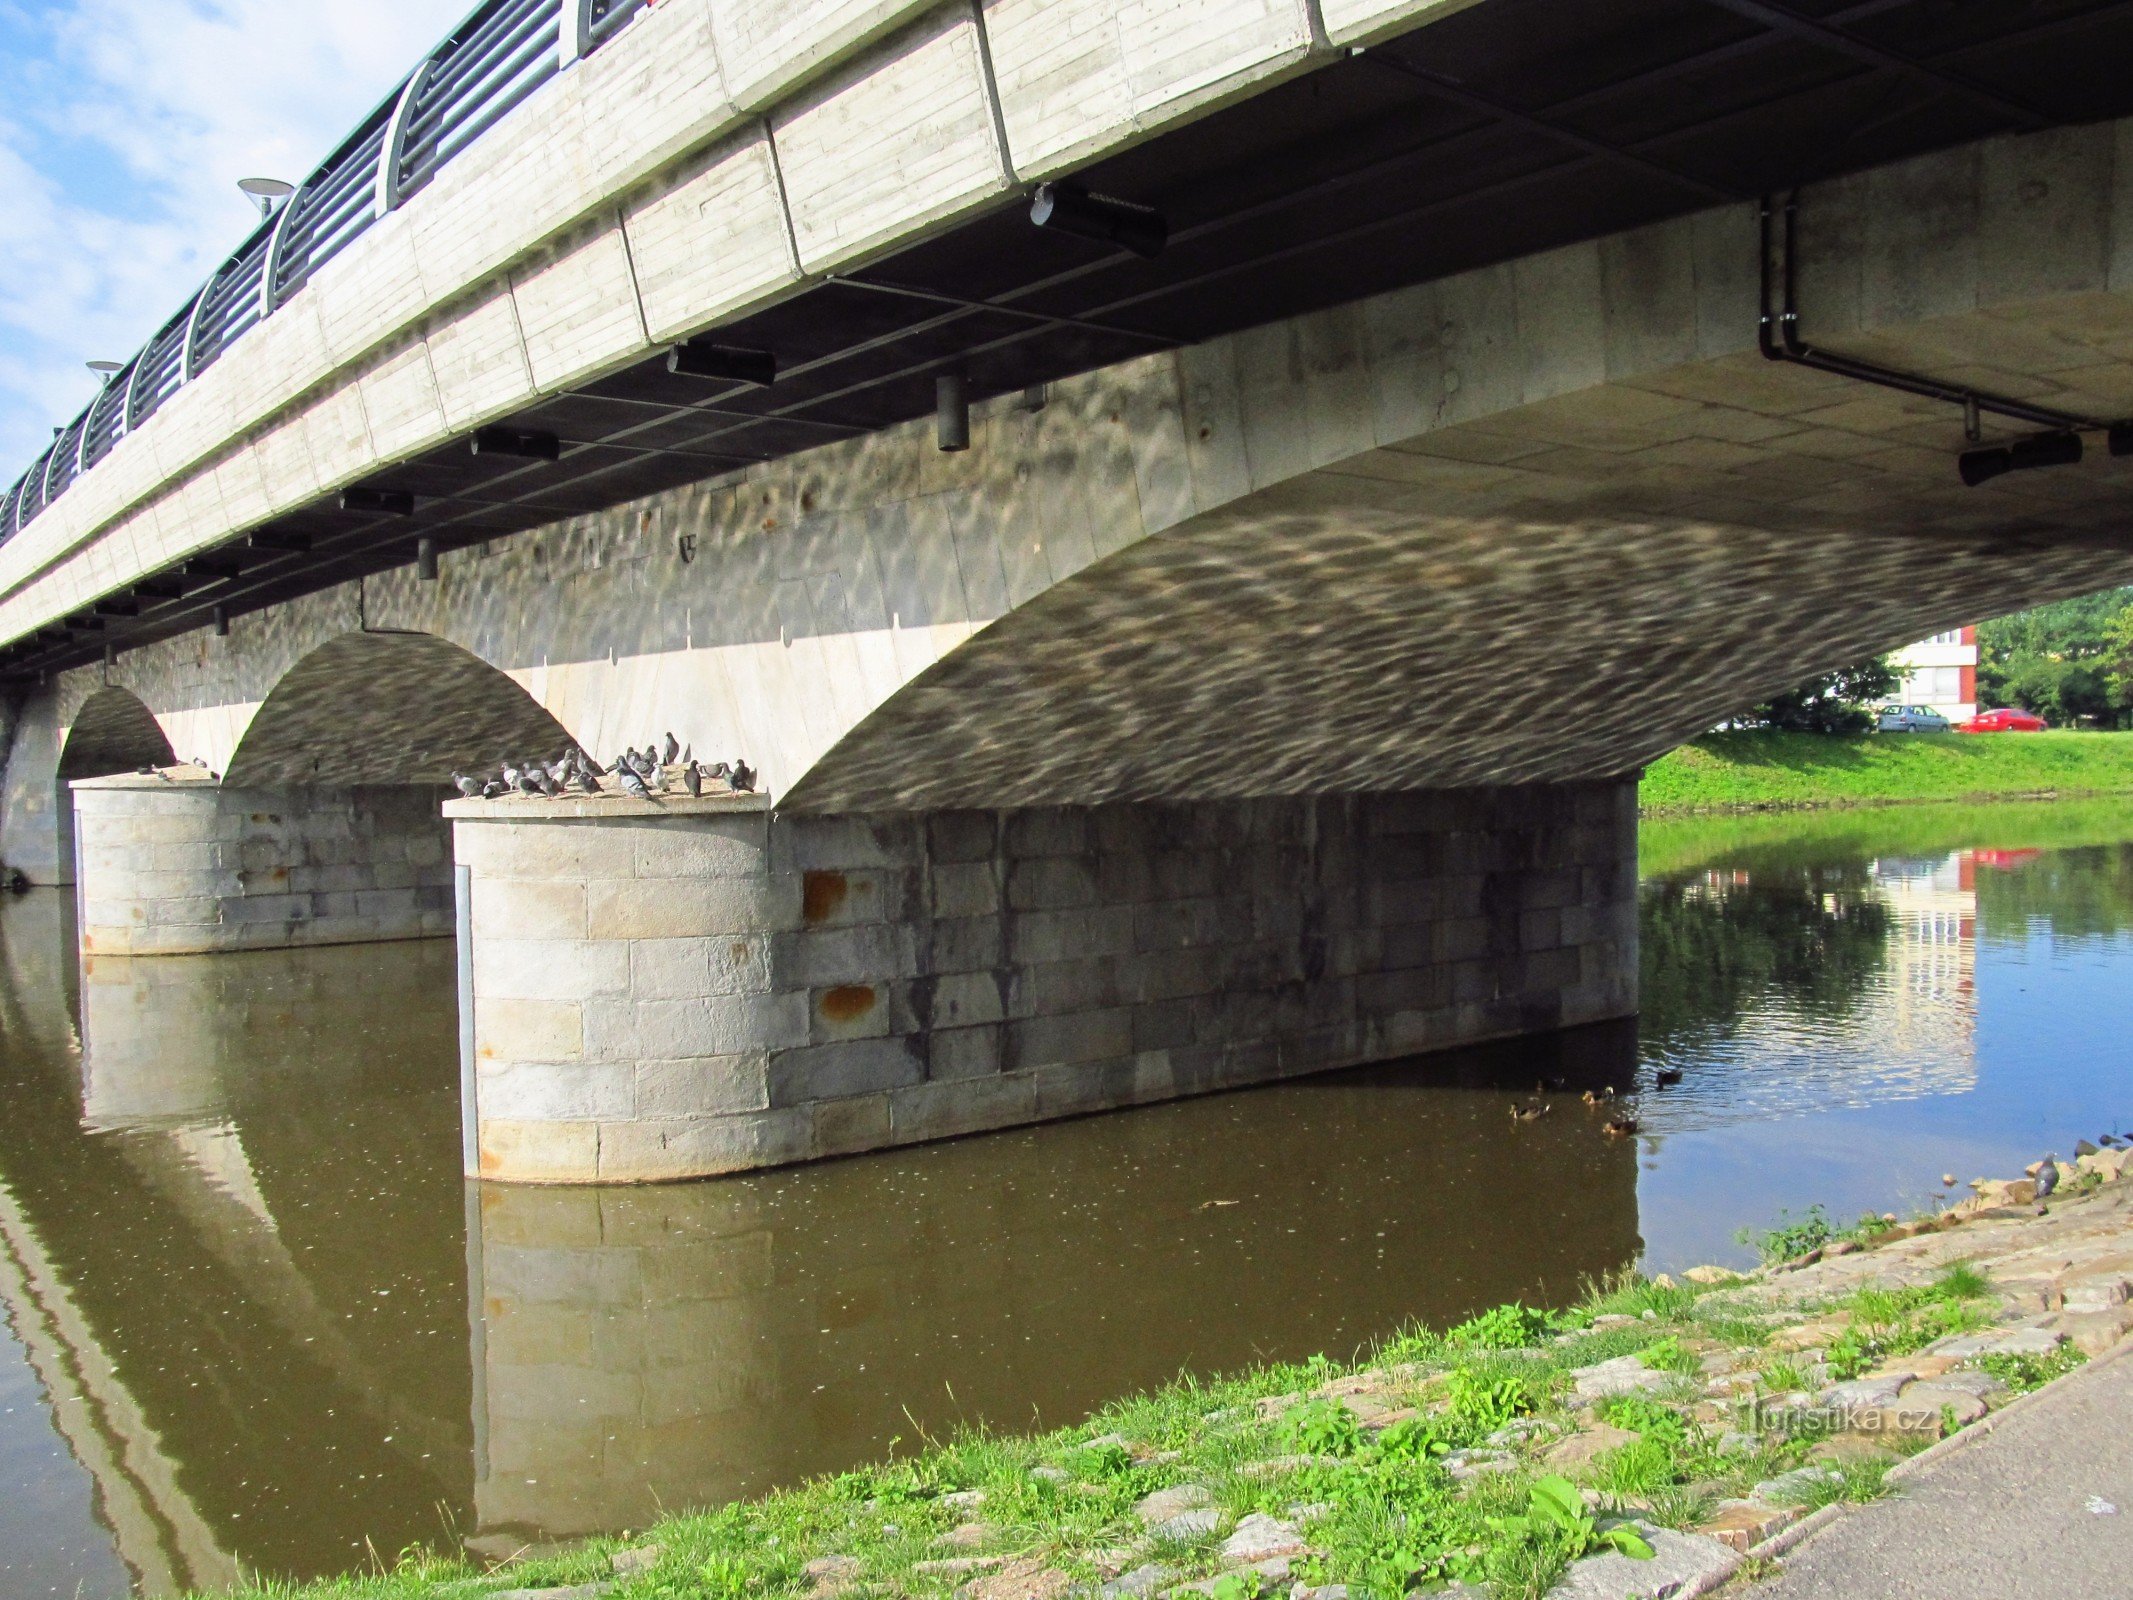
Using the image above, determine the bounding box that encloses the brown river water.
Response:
[1,800,2129,1595]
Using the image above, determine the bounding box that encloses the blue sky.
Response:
[0,0,447,482]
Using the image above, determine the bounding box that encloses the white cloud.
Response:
[0,0,447,480]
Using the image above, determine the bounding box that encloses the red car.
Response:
[1958,707,2048,733]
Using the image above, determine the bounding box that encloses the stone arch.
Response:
[223,631,578,788]
[60,687,175,781]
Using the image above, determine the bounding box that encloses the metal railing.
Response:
[0,0,646,549]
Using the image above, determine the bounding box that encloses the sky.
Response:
[0,0,451,484]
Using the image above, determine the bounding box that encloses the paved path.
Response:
[1755,1344,2133,1597]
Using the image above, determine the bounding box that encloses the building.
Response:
[1890,628,1978,723]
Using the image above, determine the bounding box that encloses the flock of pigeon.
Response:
[451,733,754,802]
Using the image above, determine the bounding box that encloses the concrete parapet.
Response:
[454,781,1639,1183]
[72,774,454,955]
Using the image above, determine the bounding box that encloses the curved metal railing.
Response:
[0,0,645,549]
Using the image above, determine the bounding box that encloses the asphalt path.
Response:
[1753,1345,2133,1598]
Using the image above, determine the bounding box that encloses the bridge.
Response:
[3,0,2132,1181]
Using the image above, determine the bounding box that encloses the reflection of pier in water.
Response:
[1641,850,1983,1135]
[0,892,1644,1579]
[0,896,472,1592]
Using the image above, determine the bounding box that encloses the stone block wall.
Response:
[73,776,454,955]
[454,779,1638,1183]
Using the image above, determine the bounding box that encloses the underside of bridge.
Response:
[9,3,2133,1179]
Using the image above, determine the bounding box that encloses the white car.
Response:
[1878,705,1951,732]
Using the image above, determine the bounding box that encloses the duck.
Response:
[1655,1067,1683,1088]
[1601,1116,1639,1138]
[1582,1087,1615,1105]
[1509,1102,1549,1122]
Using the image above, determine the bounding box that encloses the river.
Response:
[0,799,2127,1597]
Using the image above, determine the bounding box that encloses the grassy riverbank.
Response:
[209,1155,2133,1600]
[1639,731,2133,816]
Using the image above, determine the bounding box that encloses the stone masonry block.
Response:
[928,1022,1002,1081]
[634,1055,772,1118]
[930,968,1006,1028]
[1004,1007,1133,1071]
[773,922,905,987]
[584,990,807,1062]
[629,934,776,999]
[931,860,1001,919]
[887,1072,1037,1145]
[631,818,775,880]
[925,810,996,862]
[479,996,586,1062]
[480,1059,634,1121]
[474,877,588,940]
[810,982,891,1042]
[767,1036,925,1105]
[1003,808,1087,857]
[474,935,632,1001]
[1005,856,1099,911]
[929,913,1004,972]
[596,1110,814,1182]
[1008,904,1136,964]
[586,874,800,939]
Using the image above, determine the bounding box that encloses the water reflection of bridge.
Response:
[0,892,1641,1581]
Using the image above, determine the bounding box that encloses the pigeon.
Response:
[577,749,607,778]
[574,769,602,795]
[2036,1157,2060,1201]
[681,744,692,765]
[516,771,541,795]
[482,780,507,799]
[701,760,731,781]
[501,763,523,790]
[661,731,680,766]
[730,758,756,793]
[451,772,485,799]
[2104,1135,2127,1149]
[545,755,571,785]
[682,760,703,798]
[619,767,651,798]
[537,768,562,798]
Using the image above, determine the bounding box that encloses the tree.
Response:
[1749,656,1901,734]
[1978,586,2133,727]
[2105,607,2133,719]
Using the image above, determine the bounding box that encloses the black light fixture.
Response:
[1016,383,1049,414]
[248,530,311,552]
[936,370,969,453]
[1029,182,1167,259]
[2012,431,2083,471]
[666,339,777,387]
[417,537,439,581]
[471,425,561,461]
[1957,447,2010,486]
[1959,430,2082,487]
[213,604,230,638]
[341,486,415,515]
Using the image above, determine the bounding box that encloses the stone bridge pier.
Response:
[449,782,1636,1182]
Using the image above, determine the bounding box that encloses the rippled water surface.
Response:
[0,800,2128,1595]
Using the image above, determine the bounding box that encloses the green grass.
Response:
[1639,730,2133,818]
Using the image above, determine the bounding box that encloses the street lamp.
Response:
[237,177,294,218]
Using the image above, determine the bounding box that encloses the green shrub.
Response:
[1638,1337,1699,1376]
[1445,1367,1543,1433]
[1738,1205,1833,1265]
[1448,1303,1553,1351]
[1977,1344,2086,1393]
[1599,1396,1688,1448]
[1593,1436,1680,1497]
[1286,1399,1364,1458]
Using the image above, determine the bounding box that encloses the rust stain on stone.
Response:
[819,984,876,1022]
[803,870,848,925]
